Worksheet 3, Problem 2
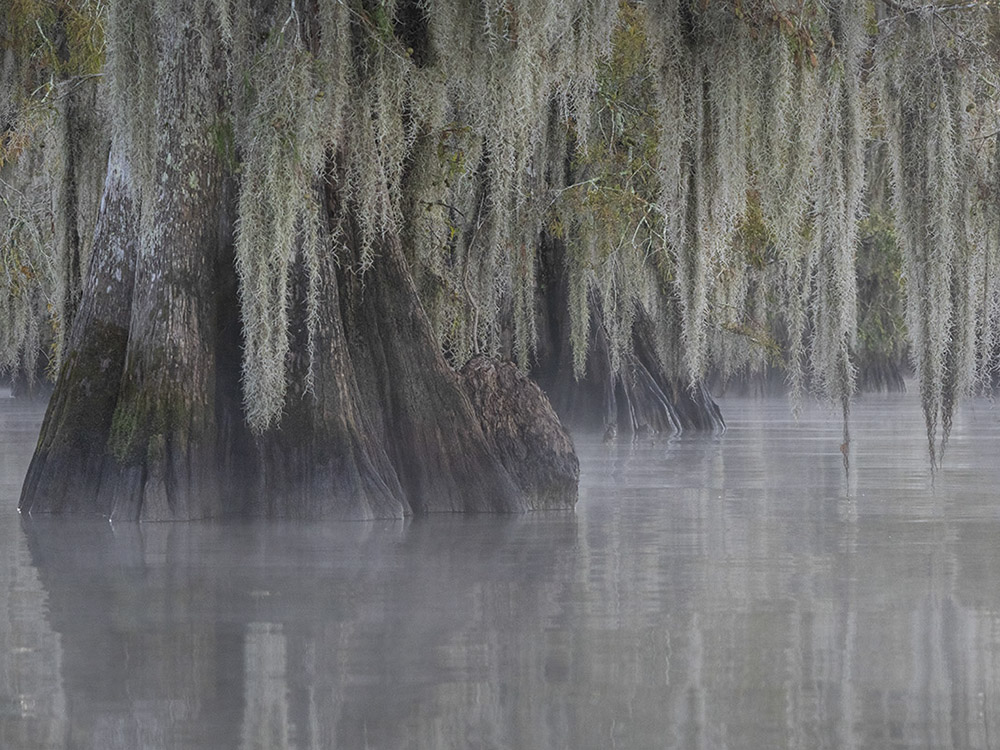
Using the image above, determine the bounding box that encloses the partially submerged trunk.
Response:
[246,238,408,520]
[337,228,536,514]
[534,236,724,438]
[20,145,138,517]
[461,356,578,509]
[249,188,569,519]
[19,3,576,521]
[22,1,233,520]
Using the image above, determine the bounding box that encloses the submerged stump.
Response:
[461,357,579,510]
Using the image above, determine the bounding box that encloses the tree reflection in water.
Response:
[2,396,1000,749]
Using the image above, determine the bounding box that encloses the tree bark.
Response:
[22,2,240,520]
[248,236,409,520]
[338,216,544,514]
[461,356,578,508]
[102,8,230,520]
[19,144,137,517]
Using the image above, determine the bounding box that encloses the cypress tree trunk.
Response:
[102,7,230,520]
[533,235,724,438]
[20,144,137,517]
[338,226,551,514]
[22,2,231,520]
[19,2,578,520]
[247,233,409,520]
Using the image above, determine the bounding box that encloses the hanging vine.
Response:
[878,1,997,462]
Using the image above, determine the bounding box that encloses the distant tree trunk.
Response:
[855,357,908,393]
[20,2,576,520]
[533,235,724,438]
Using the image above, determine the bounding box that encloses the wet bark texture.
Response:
[337,211,569,514]
[461,357,579,509]
[534,236,724,439]
[20,2,577,520]
[20,146,138,517]
[23,2,232,521]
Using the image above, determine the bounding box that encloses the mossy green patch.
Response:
[108,385,193,465]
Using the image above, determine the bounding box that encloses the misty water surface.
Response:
[1,392,999,750]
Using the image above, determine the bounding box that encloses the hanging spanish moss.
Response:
[594,0,867,409]
[4,0,1000,476]
[809,0,865,421]
[1,141,51,384]
[878,2,997,464]
[1,1,106,388]
[226,5,329,430]
[406,0,618,370]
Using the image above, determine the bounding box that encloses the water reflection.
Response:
[0,507,65,750]
[1,395,1000,749]
[0,401,65,750]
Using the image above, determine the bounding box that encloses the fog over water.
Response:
[1,392,999,749]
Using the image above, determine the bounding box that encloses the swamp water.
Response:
[1,393,999,749]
